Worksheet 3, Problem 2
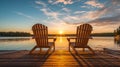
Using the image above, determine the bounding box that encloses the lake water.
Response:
[0,36,120,50]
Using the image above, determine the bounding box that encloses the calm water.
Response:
[0,36,120,50]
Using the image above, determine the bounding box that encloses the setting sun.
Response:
[59,30,63,34]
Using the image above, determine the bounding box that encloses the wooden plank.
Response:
[104,48,120,59]
[0,50,120,67]
[104,48,120,55]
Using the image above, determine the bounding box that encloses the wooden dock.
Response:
[0,50,120,67]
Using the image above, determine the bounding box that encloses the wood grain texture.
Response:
[0,50,120,67]
[67,24,95,54]
[29,24,56,54]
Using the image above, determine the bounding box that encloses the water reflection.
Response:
[55,37,68,50]
[0,37,31,42]
[0,36,120,50]
[0,38,30,42]
[59,37,63,43]
[0,37,35,50]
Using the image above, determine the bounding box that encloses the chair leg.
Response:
[73,48,78,55]
[53,43,55,51]
[83,48,85,52]
[71,46,78,55]
[29,46,37,54]
[69,44,70,51]
[40,48,42,52]
[88,46,95,54]
[46,47,52,54]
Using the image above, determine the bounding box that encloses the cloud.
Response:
[64,15,80,20]
[88,14,120,25]
[34,0,63,21]
[48,0,73,5]
[100,0,120,16]
[34,0,87,25]
[63,21,84,25]
[85,0,104,8]
[64,0,120,25]
[40,8,62,20]
[81,10,105,20]
[74,11,86,14]
[61,9,106,25]
[35,1,47,7]
[63,14,120,33]
[87,0,120,20]
[35,0,120,30]
[65,10,105,23]
[16,12,34,20]
[81,5,91,9]
[48,0,53,3]
[62,7,71,12]
[63,10,120,26]
[112,0,120,6]
[48,0,81,5]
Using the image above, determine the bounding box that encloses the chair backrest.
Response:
[32,24,48,47]
[75,24,92,47]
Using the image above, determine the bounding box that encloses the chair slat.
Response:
[75,24,92,47]
[32,24,48,47]
[68,24,94,54]
[29,23,56,54]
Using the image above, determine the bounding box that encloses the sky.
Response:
[0,0,120,34]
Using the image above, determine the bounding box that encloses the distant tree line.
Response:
[0,32,32,37]
[114,26,120,36]
[0,32,115,37]
[91,33,114,37]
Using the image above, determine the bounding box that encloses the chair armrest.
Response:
[67,37,76,42]
[67,36,93,42]
[48,37,56,42]
[32,36,56,41]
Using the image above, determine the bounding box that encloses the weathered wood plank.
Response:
[104,48,120,55]
[0,50,120,67]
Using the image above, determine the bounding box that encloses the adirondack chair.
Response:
[29,24,56,54]
[67,24,95,54]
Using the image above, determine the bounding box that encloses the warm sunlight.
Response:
[0,0,120,66]
[59,30,63,34]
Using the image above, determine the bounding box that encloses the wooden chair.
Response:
[67,24,95,54]
[29,24,56,54]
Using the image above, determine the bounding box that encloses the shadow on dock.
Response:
[0,50,120,67]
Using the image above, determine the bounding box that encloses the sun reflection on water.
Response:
[0,37,120,50]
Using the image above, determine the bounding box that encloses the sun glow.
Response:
[59,30,63,34]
